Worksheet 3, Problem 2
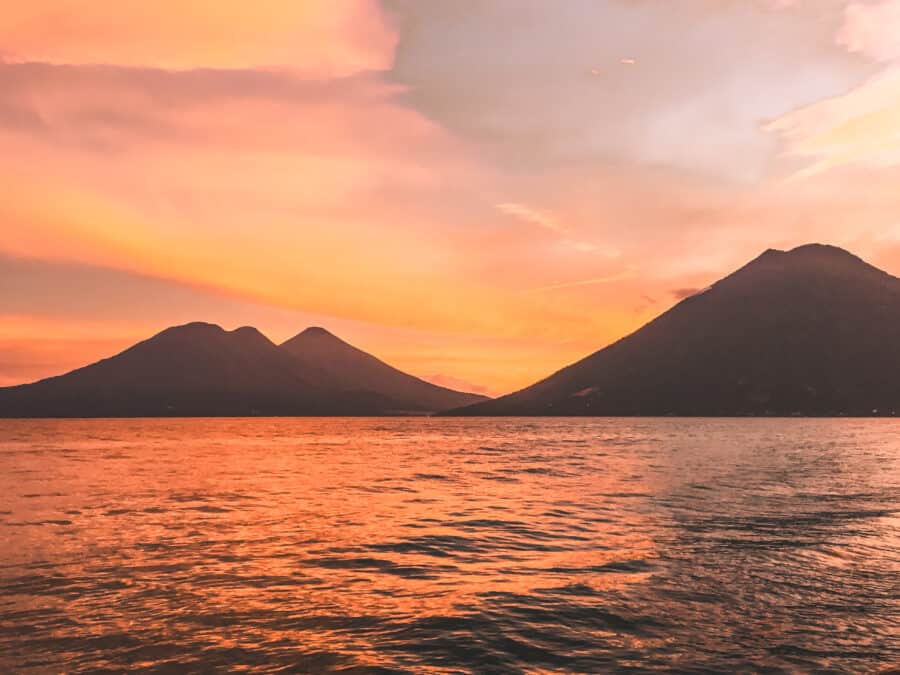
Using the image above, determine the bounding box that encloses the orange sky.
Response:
[4,0,900,394]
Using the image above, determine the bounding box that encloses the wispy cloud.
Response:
[671,287,704,299]
[526,267,638,294]
[561,239,621,258]
[766,66,900,176]
[496,202,568,234]
[497,203,620,258]
[838,0,900,62]
[767,0,900,177]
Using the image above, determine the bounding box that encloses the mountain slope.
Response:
[0,322,488,417]
[449,244,900,416]
[279,327,488,413]
[0,323,326,417]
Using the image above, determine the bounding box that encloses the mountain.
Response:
[279,326,487,413]
[449,244,900,417]
[0,323,323,417]
[0,322,487,417]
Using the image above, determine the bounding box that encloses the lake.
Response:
[1,418,898,673]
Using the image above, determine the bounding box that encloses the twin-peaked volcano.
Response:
[0,323,487,417]
[450,244,900,416]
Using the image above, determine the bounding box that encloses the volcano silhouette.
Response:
[449,244,900,416]
[0,323,487,417]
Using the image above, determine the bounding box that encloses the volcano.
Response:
[0,322,487,417]
[449,244,900,417]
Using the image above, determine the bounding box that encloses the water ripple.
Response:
[1,417,898,673]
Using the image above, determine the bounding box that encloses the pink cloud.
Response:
[1,1,396,74]
[767,2,900,175]
[838,0,900,62]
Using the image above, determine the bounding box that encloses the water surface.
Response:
[1,418,898,673]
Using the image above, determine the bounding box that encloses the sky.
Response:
[3,0,900,394]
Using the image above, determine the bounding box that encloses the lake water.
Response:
[0,418,898,673]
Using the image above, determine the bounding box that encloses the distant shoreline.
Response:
[2,414,899,420]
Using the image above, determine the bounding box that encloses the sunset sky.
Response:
[4,0,900,394]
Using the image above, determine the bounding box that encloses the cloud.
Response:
[767,1,900,175]
[0,59,637,361]
[1,1,395,74]
[496,202,567,234]
[0,59,500,337]
[390,0,865,181]
[671,287,704,300]
[838,0,900,62]
[526,267,638,294]
[0,62,435,160]
[561,240,622,258]
[766,67,900,175]
[495,202,620,258]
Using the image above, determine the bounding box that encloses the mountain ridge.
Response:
[448,243,900,417]
[0,323,487,417]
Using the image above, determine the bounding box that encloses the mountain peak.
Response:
[156,322,277,344]
[231,325,262,334]
[786,243,863,262]
[229,325,275,347]
[734,243,876,285]
[282,326,346,348]
[159,322,226,339]
[142,323,279,353]
[756,243,863,264]
[299,326,336,337]
[277,326,488,412]
[176,321,224,331]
